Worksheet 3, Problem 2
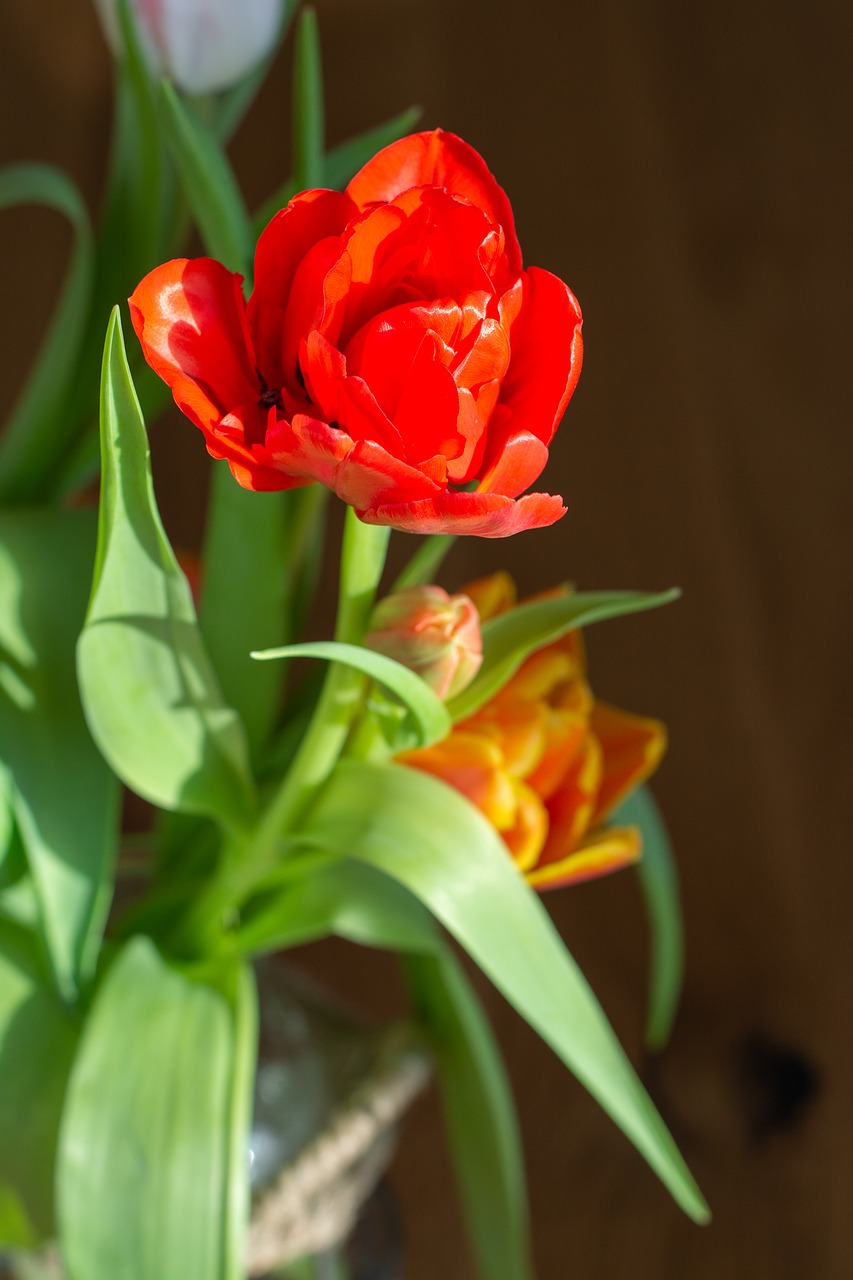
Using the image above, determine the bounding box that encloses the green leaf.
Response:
[158,80,253,274]
[292,7,324,191]
[77,309,256,830]
[297,760,709,1223]
[0,508,119,997]
[0,919,79,1241]
[57,938,248,1280]
[251,641,451,748]
[199,469,291,761]
[322,105,422,191]
[0,165,94,502]
[235,858,532,1280]
[615,786,684,1051]
[405,950,533,1280]
[392,533,456,591]
[236,855,434,956]
[449,589,681,721]
[224,962,258,1280]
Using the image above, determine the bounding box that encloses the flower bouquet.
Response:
[0,2,708,1277]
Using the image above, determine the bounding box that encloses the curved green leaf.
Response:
[297,759,709,1223]
[448,588,680,721]
[615,786,684,1051]
[0,508,118,997]
[252,640,451,748]
[159,80,253,274]
[0,165,94,501]
[77,309,255,830]
[57,938,247,1280]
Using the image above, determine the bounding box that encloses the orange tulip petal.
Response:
[525,825,641,891]
[589,701,667,824]
[504,779,549,872]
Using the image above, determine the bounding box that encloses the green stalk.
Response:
[171,510,390,954]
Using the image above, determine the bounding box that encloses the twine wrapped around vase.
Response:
[246,1023,432,1276]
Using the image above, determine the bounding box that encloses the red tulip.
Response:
[130,131,583,536]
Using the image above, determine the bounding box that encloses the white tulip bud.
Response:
[93,0,285,96]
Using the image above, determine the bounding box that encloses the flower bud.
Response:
[366,586,483,701]
[93,0,285,95]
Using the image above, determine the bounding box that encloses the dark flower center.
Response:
[257,372,283,411]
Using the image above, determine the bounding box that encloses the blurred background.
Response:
[2,1,851,1275]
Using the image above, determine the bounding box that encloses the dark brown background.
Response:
[2,1,852,1275]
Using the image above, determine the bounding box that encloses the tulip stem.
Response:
[252,509,390,838]
[171,509,390,954]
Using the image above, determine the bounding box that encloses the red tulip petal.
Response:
[589,701,667,824]
[476,426,550,499]
[346,129,523,274]
[265,416,442,512]
[129,257,259,434]
[361,489,566,536]
[247,189,355,386]
[200,404,310,492]
[300,329,405,455]
[494,266,584,449]
[339,190,502,344]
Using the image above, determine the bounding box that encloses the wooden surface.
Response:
[2,1,852,1275]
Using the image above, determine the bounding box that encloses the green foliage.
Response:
[297,759,709,1223]
[292,7,325,191]
[405,950,533,1280]
[0,508,118,997]
[0,920,78,1242]
[251,640,452,748]
[57,938,254,1280]
[199,471,292,762]
[448,588,681,721]
[0,165,94,502]
[77,310,256,830]
[159,81,254,275]
[615,785,684,1050]
[233,858,534,1280]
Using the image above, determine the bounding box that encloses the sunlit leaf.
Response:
[77,309,255,830]
[57,938,246,1280]
[251,641,451,748]
[234,858,532,1280]
[297,759,708,1222]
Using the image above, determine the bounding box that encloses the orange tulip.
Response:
[398,573,666,890]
